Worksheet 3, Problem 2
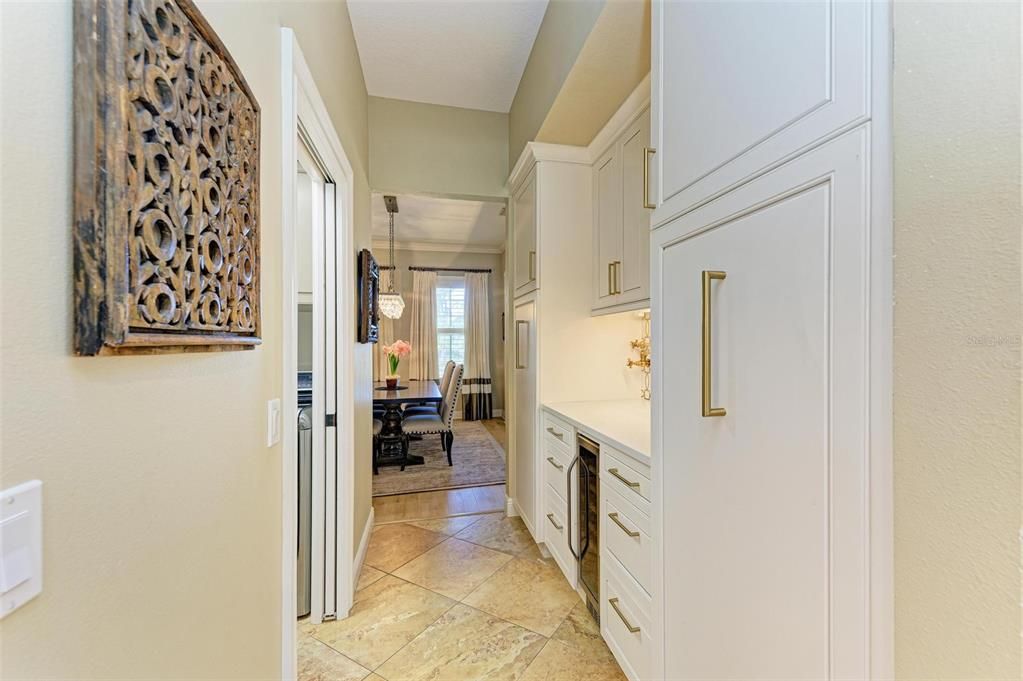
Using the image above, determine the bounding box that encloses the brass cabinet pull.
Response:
[515,320,529,369]
[546,513,563,531]
[529,250,536,282]
[546,456,564,471]
[609,597,641,633]
[613,261,622,294]
[643,147,656,209]
[608,512,640,538]
[546,426,564,440]
[701,270,727,417]
[607,262,614,296]
[608,467,640,489]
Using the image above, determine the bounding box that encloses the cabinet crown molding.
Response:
[588,73,651,163]
[508,142,591,191]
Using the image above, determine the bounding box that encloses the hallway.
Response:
[298,511,626,681]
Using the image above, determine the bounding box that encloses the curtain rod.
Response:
[378,265,492,274]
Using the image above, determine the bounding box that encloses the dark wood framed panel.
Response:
[73,0,261,355]
[357,249,379,344]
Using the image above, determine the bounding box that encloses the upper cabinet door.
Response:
[618,114,651,303]
[513,168,538,297]
[592,146,622,309]
[651,0,870,228]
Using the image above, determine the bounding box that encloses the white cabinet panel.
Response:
[513,298,538,534]
[619,115,651,302]
[513,169,538,297]
[651,0,870,226]
[654,129,870,680]
[593,148,622,308]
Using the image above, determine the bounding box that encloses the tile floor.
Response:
[298,512,626,681]
[373,484,507,524]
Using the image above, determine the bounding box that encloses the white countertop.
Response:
[542,399,651,462]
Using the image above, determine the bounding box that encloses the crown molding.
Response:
[371,239,505,255]
[508,141,591,191]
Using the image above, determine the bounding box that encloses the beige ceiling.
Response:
[536,0,651,147]
[371,193,506,250]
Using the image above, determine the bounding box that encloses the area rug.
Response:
[373,420,507,497]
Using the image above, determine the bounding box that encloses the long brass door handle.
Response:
[643,147,656,209]
[702,270,727,417]
[515,320,529,369]
[609,597,641,633]
[529,250,536,282]
[613,261,621,294]
[608,467,640,489]
[546,456,564,471]
[546,513,563,531]
[608,512,640,537]
[607,262,614,296]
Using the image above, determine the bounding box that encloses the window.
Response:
[436,276,465,367]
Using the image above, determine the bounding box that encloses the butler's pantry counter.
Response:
[539,399,652,681]
[541,400,650,462]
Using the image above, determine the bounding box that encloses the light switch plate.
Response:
[1,480,42,619]
[267,398,282,447]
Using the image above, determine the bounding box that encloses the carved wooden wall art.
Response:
[74,0,260,355]
[357,249,380,344]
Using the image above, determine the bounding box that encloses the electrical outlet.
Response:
[267,398,281,447]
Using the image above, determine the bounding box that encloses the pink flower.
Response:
[383,340,412,358]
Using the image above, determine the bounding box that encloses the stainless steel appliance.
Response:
[297,406,312,618]
[569,434,600,621]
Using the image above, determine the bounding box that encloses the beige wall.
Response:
[369,96,508,199]
[893,2,1022,677]
[374,248,507,413]
[507,0,605,168]
[0,1,372,677]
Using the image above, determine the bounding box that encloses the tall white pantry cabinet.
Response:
[650,2,893,680]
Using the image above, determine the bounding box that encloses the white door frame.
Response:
[281,27,356,681]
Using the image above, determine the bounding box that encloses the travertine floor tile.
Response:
[454,513,537,555]
[356,565,387,592]
[392,538,513,600]
[364,523,446,572]
[519,639,627,681]
[374,604,545,681]
[297,634,371,681]
[463,557,580,636]
[308,576,454,670]
[407,513,489,536]
[551,601,603,651]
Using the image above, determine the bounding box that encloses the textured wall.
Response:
[0,0,372,676]
[369,96,508,199]
[893,2,1022,677]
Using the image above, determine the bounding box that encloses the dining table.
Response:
[373,379,443,467]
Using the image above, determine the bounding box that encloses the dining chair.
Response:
[403,360,455,417]
[401,363,463,466]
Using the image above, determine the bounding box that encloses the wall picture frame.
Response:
[357,249,380,344]
[73,0,261,355]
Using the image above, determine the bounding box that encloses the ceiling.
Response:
[348,0,549,113]
[371,193,506,251]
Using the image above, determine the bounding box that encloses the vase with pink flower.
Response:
[382,340,411,389]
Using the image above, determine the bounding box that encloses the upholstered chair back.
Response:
[439,364,464,426]
[438,360,456,398]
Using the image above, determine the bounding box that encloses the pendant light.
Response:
[378,195,405,319]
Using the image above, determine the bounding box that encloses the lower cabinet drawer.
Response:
[602,555,653,681]
[602,486,652,595]
[542,441,571,499]
[543,485,576,585]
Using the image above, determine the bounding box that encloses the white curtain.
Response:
[408,270,438,381]
[463,272,492,420]
[372,314,395,381]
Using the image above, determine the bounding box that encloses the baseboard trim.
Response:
[506,496,517,517]
[353,507,375,592]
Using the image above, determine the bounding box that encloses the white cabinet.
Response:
[592,109,651,314]
[512,168,538,297]
[653,129,874,680]
[512,297,538,535]
[650,0,872,227]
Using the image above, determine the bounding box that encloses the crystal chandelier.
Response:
[378,196,405,319]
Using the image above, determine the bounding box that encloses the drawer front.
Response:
[602,487,652,595]
[542,412,575,452]
[602,556,653,681]
[602,447,651,504]
[543,485,576,585]
[543,441,571,500]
